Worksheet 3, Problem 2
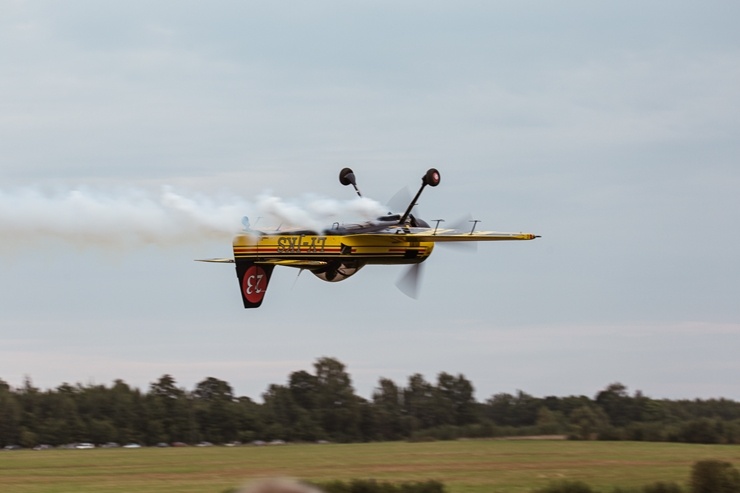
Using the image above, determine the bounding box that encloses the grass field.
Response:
[1,440,740,493]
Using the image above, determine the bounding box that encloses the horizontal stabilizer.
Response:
[260,259,329,267]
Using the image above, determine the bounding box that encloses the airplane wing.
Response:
[259,259,328,267]
[195,258,328,267]
[389,229,539,242]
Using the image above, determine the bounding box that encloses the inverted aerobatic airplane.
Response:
[200,168,539,308]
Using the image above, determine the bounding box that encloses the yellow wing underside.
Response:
[389,231,539,242]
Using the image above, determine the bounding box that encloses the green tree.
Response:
[0,382,21,446]
[436,372,477,426]
[88,418,117,444]
[536,407,564,435]
[194,377,234,401]
[372,377,404,440]
[690,459,740,493]
[485,390,541,427]
[313,357,360,442]
[235,396,262,442]
[568,405,609,440]
[49,390,78,443]
[193,377,239,443]
[150,374,183,400]
[533,480,597,493]
[148,375,190,443]
[289,370,319,411]
[404,373,437,430]
[595,382,636,427]
[108,380,141,443]
[16,376,41,443]
[261,384,320,441]
[679,418,724,444]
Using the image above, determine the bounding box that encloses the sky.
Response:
[1,0,739,403]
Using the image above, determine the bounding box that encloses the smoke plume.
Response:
[0,186,388,249]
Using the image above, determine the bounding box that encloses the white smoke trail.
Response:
[255,193,388,232]
[0,186,389,250]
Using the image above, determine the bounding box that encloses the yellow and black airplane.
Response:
[201,168,539,308]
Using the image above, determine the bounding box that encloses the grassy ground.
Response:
[1,440,739,493]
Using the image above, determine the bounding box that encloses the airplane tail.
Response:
[235,261,275,309]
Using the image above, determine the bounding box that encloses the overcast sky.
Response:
[1,1,739,402]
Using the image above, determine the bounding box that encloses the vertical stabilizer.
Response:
[235,261,275,309]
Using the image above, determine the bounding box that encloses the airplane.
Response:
[199,168,539,308]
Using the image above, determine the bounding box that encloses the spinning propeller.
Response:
[340,167,443,299]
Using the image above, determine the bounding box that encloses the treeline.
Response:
[2,357,740,447]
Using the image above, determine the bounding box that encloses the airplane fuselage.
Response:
[233,232,435,266]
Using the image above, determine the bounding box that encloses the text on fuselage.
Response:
[276,235,328,253]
